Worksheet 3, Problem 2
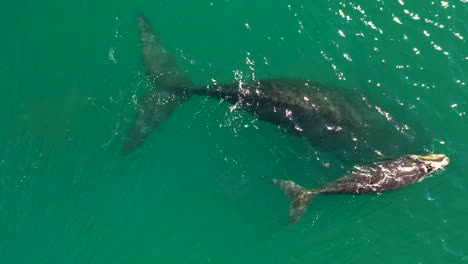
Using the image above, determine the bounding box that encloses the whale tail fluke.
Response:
[272,179,319,224]
[122,14,193,155]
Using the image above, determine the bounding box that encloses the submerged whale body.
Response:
[186,79,415,160]
[122,14,429,162]
[273,154,450,224]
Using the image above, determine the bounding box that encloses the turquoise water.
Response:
[1,0,467,263]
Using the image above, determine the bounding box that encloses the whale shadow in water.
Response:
[121,14,431,163]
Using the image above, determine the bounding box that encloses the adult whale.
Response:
[122,14,429,162]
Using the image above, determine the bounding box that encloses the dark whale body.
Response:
[273,154,450,224]
[122,14,428,162]
[187,79,410,160]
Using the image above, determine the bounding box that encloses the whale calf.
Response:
[122,14,429,162]
[272,154,450,224]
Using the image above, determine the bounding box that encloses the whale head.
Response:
[410,154,450,182]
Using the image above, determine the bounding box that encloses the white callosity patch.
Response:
[411,155,450,182]
[356,163,411,193]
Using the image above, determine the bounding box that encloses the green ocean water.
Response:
[1,0,467,263]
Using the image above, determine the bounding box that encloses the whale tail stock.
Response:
[121,14,193,155]
[272,179,319,224]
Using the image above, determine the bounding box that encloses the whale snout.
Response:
[416,154,450,172]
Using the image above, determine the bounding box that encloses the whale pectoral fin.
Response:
[272,179,318,224]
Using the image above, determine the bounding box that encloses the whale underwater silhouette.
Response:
[121,14,430,163]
